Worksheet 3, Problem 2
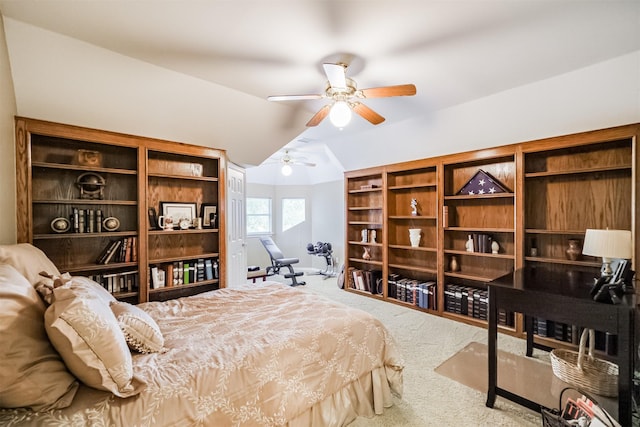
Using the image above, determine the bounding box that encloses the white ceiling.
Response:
[1,1,639,183]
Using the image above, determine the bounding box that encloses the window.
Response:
[246,197,271,234]
[282,198,305,231]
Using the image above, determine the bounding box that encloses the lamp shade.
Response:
[582,229,632,259]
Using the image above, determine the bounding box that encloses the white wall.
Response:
[0,15,17,244]
[310,180,345,271]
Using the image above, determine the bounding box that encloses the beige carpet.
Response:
[252,272,545,426]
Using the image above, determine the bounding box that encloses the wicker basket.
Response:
[550,328,618,397]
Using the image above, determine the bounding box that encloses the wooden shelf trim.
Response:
[525,229,588,235]
[32,161,137,175]
[348,241,383,247]
[149,228,219,235]
[525,256,601,268]
[147,173,218,182]
[34,231,138,240]
[444,249,514,259]
[525,164,632,178]
[389,244,436,252]
[347,258,383,266]
[149,279,219,294]
[445,227,514,233]
[388,263,437,274]
[388,183,436,190]
[444,193,514,200]
[444,270,508,283]
[33,199,137,205]
[348,187,383,194]
[348,221,383,226]
[149,252,220,264]
[388,215,437,220]
[64,261,138,273]
[348,206,383,211]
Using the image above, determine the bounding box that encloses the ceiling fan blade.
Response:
[360,84,416,98]
[297,161,316,167]
[323,63,347,89]
[352,102,385,125]
[306,105,331,127]
[267,94,323,102]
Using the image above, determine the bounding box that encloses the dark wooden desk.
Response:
[486,266,635,426]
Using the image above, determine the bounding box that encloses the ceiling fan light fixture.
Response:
[329,101,352,128]
[281,164,293,176]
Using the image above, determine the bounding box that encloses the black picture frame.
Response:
[148,207,158,230]
[201,203,217,228]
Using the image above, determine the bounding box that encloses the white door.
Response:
[227,163,247,287]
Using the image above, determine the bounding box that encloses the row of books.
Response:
[347,268,382,293]
[71,208,105,233]
[87,270,139,294]
[444,284,514,326]
[466,233,494,253]
[96,237,137,264]
[533,318,616,355]
[388,275,437,310]
[150,258,219,289]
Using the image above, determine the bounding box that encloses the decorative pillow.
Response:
[35,271,73,305]
[0,243,61,286]
[45,284,144,397]
[0,264,78,410]
[111,301,164,353]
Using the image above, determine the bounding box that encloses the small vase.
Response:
[450,255,460,272]
[565,239,582,261]
[408,228,421,247]
[362,247,371,260]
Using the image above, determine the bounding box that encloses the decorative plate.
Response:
[102,216,120,232]
[50,217,71,233]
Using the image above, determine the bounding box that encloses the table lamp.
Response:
[582,229,632,277]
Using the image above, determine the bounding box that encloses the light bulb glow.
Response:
[281,164,292,176]
[329,101,352,128]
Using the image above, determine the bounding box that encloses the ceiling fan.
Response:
[265,150,316,176]
[268,63,416,127]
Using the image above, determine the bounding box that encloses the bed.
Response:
[0,244,403,426]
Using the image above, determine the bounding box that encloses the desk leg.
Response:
[486,287,498,408]
[525,315,534,357]
[618,307,633,427]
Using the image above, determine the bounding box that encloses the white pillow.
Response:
[111,301,164,353]
[0,264,78,410]
[45,284,144,397]
[0,243,61,286]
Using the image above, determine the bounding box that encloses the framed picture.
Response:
[201,203,217,228]
[148,207,158,230]
[160,202,197,223]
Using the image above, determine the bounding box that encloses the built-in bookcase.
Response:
[344,123,639,351]
[15,117,226,304]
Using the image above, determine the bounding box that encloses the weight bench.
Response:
[259,236,305,286]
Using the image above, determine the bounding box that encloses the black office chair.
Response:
[260,236,305,286]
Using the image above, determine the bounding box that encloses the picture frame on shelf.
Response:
[201,204,217,228]
[160,201,197,224]
[148,207,158,230]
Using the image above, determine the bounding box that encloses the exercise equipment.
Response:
[260,237,305,286]
[307,241,338,279]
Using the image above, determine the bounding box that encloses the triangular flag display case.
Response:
[456,169,510,195]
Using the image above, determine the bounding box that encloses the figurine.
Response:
[362,247,371,260]
[370,229,377,243]
[465,235,474,252]
[410,198,418,216]
[361,229,368,243]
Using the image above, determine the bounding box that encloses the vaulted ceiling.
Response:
[1,1,639,183]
